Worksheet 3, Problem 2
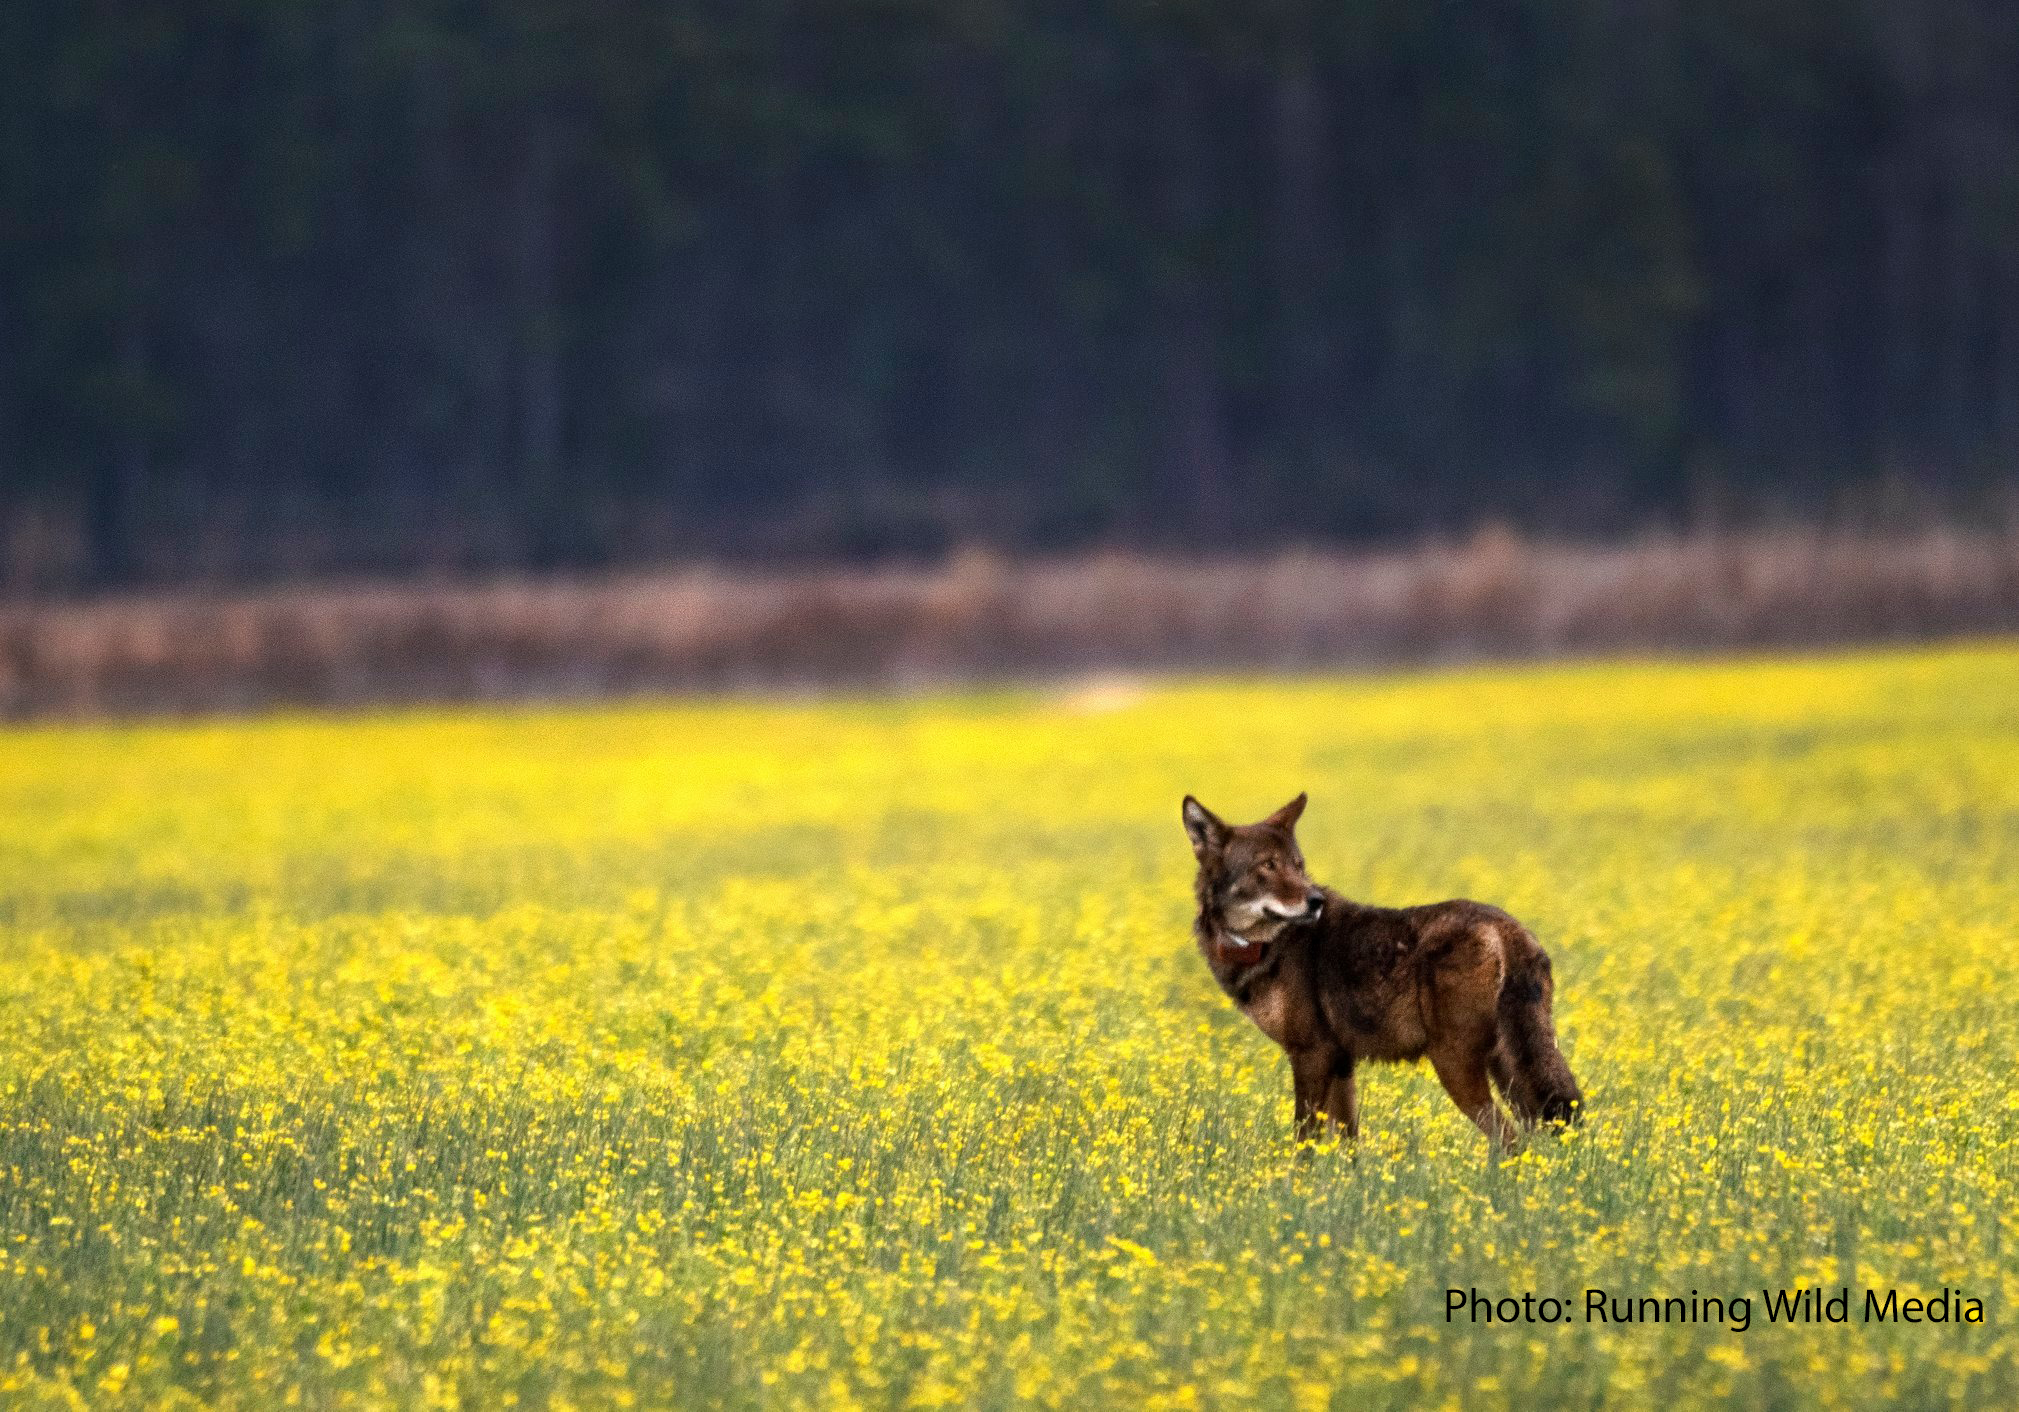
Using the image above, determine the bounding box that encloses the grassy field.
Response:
[2,645,2017,1408]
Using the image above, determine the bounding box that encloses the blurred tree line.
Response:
[2,0,2017,588]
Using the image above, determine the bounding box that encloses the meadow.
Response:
[1,644,2016,1408]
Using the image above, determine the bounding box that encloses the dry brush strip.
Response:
[4,527,2019,718]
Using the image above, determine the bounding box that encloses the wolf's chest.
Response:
[1239,982,1297,1046]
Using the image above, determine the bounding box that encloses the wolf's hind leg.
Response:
[1429,1041,1517,1151]
[1487,1046,1513,1097]
[1487,1045,1527,1119]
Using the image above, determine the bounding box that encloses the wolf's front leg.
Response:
[1324,1060,1359,1140]
[1289,1045,1342,1144]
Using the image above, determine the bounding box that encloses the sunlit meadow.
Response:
[3,645,2017,1408]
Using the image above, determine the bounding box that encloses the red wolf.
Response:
[1183,792,1581,1147]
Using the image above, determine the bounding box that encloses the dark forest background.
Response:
[3,0,2018,591]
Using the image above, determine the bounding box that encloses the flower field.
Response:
[2,645,2017,1408]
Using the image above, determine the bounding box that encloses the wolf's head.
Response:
[1182,793,1325,945]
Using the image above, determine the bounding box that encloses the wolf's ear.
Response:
[1263,792,1308,832]
[1182,796,1229,859]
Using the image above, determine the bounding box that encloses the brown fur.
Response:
[1182,792,1582,1148]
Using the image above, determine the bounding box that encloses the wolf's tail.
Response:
[1491,943,1583,1125]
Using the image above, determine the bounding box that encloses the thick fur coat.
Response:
[1184,793,1581,1147]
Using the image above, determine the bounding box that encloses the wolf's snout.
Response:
[1304,889,1325,915]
